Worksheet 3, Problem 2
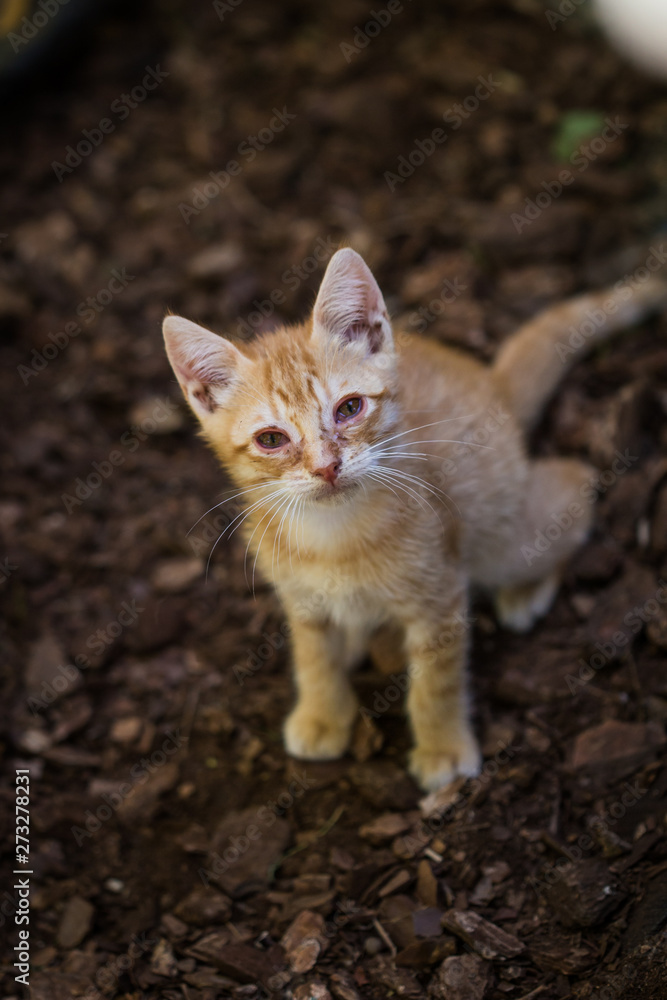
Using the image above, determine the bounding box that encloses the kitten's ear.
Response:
[312,248,393,354]
[163,316,242,418]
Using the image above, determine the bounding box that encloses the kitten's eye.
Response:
[335,396,364,422]
[256,430,289,450]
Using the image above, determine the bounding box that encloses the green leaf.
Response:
[552,110,606,161]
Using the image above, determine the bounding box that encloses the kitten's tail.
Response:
[492,275,667,430]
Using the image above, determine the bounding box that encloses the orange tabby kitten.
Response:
[163,249,666,790]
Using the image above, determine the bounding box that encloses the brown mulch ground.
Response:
[2,1,667,997]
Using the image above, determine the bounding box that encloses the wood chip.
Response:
[173,886,232,926]
[416,859,439,907]
[543,858,627,928]
[428,953,493,999]
[378,868,413,898]
[377,895,418,950]
[329,971,362,1000]
[193,940,286,985]
[150,938,178,978]
[622,869,667,951]
[570,719,665,778]
[26,634,69,696]
[109,715,143,744]
[281,910,329,973]
[151,556,204,592]
[208,808,291,893]
[115,761,180,824]
[529,932,599,974]
[360,812,413,844]
[396,936,457,967]
[367,954,424,997]
[293,984,332,1000]
[441,909,525,960]
[56,896,94,949]
[419,777,466,818]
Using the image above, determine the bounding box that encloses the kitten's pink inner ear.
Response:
[162,316,240,414]
[313,248,392,354]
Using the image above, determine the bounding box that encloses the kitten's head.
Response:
[163,249,401,504]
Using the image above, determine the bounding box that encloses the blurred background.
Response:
[2,1,667,998]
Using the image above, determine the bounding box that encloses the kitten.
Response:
[163,248,666,791]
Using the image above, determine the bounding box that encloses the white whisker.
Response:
[377,438,496,453]
[188,480,283,536]
[373,451,431,461]
[273,493,298,580]
[242,490,291,579]
[375,465,462,519]
[251,493,292,594]
[205,488,286,580]
[368,467,444,527]
[286,497,296,570]
[225,488,286,542]
[366,470,403,506]
[375,465,448,502]
[298,496,307,555]
[366,415,481,452]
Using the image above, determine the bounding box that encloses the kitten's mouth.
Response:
[313,478,355,502]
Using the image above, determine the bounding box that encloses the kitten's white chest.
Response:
[265,490,410,639]
[280,562,388,632]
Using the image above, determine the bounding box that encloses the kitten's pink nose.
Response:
[313,461,340,486]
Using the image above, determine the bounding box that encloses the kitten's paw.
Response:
[409,733,482,792]
[284,704,356,761]
[495,574,560,633]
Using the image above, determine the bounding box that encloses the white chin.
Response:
[311,481,355,502]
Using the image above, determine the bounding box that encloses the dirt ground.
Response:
[2,0,667,997]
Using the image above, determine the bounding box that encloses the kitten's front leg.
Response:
[403,592,481,792]
[283,616,358,761]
